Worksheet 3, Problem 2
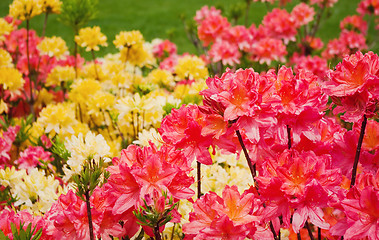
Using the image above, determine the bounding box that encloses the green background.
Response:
[0,0,374,58]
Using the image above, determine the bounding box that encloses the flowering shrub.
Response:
[0,0,379,239]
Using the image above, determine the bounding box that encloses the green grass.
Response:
[1,0,375,59]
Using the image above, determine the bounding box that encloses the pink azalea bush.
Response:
[1,0,379,239]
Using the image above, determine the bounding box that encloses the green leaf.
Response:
[0,229,10,240]
[31,228,42,240]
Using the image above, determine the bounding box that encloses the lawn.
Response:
[0,0,368,57]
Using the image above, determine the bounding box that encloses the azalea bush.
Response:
[0,0,379,240]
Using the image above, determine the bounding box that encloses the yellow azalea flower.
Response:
[9,0,42,21]
[0,67,25,94]
[38,0,62,14]
[146,69,174,87]
[81,62,106,81]
[0,18,13,41]
[75,26,107,52]
[34,88,55,108]
[37,36,68,58]
[28,122,44,142]
[115,93,165,127]
[46,65,75,86]
[69,78,102,105]
[0,49,13,68]
[110,71,132,89]
[174,55,208,80]
[113,30,144,49]
[86,90,115,116]
[0,100,8,114]
[102,61,124,75]
[14,168,60,213]
[36,102,76,135]
[120,43,151,67]
[0,166,26,189]
[133,128,163,147]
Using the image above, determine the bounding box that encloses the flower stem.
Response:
[350,115,367,187]
[42,12,49,38]
[235,130,257,182]
[310,1,327,38]
[305,221,315,240]
[287,125,292,149]
[85,190,95,240]
[318,227,321,240]
[154,223,162,240]
[26,19,35,120]
[197,161,202,199]
[297,233,302,240]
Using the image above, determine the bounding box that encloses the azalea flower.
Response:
[75,26,108,52]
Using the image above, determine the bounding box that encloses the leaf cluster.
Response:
[72,158,109,200]
[59,0,98,33]
[0,222,42,240]
[133,193,178,229]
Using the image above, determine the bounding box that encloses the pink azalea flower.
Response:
[262,8,298,44]
[250,38,287,65]
[0,209,44,240]
[197,14,230,46]
[357,0,379,15]
[291,53,328,79]
[331,186,379,240]
[208,39,241,66]
[221,25,253,52]
[152,39,177,59]
[183,185,265,239]
[15,146,53,170]
[322,39,349,60]
[340,15,368,34]
[323,51,379,122]
[159,104,213,165]
[194,5,222,24]
[44,190,102,240]
[0,126,19,165]
[106,143,194,225]
[291,3,315,26]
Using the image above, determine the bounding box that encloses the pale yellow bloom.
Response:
[63,131,111,180]
[37,36,68,58]
[0,166,26,188]
[133,128,163,147]
[13,168,60,213]
[75,26,107,52]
